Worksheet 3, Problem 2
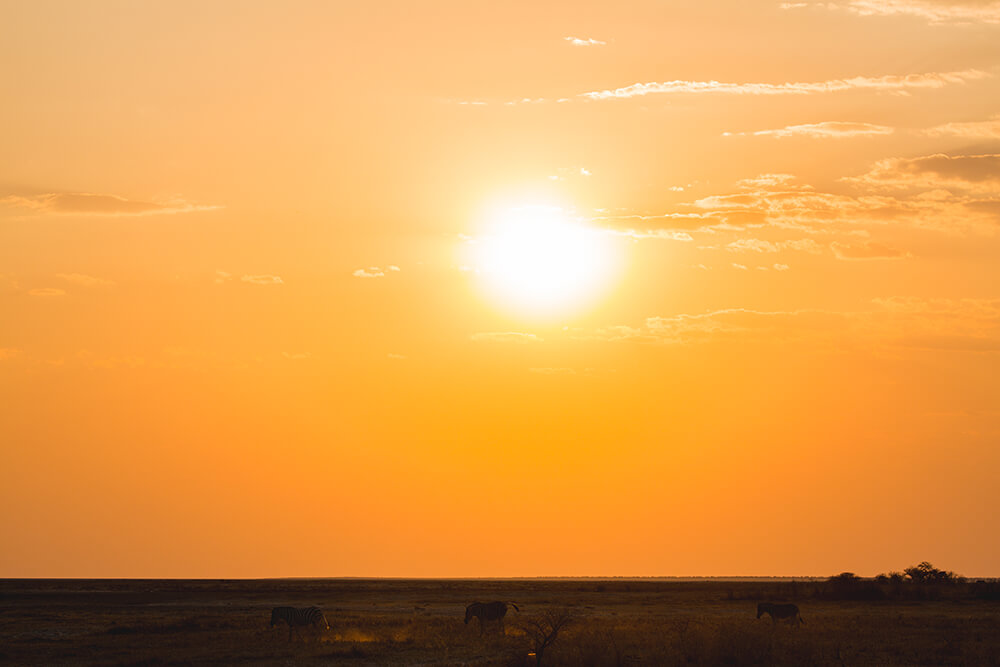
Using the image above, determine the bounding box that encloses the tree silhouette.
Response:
[522,608,574,666]
[904,561,962,584]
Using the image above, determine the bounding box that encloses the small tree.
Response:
[522,608,574,666]
[904,561,963,584]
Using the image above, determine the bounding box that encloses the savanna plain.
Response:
[2,577,999,666]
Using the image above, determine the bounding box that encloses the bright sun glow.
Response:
[468,205,622,316]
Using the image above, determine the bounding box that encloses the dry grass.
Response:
[1,579,998,665]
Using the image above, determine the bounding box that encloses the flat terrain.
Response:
[1,578,998,665]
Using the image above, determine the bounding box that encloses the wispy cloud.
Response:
[726,121,895,138]
[470,332,543,344]
[845,153,1000,193]
[28,288,66,297]
[691,186,1000,234]
[736,174,812,190]
[549,166,592,181]
[352,265,400,278]
[592,212,720,234]
[726,238,824,253]
[0,192,220,217]
[924,115,1000,138]
[564,36,606,46]
[580,69,988,99]
[0,348,22,361]
[831,240,912,259]
[595,158,1000,237]
[585,298,1000,351]
[608,227,696,241]
[241,274,283,285]
[843,0,1000,24]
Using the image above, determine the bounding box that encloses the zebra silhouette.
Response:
[465,601,519,634]
[756,602,803,626]
[270,606,330,640]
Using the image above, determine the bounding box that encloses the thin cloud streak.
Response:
[726,121,895,138]
[831,241,912,259]
[0,193,221,217]
[352,265,400,278]
[845,153,1000,193]
[844,0,1000,24]
[28,288,66,297]
[585,299,1000,351]
[564,36,606,46]
[240,275,283,285]
[580,69,988,100]
[925,115,1000,138]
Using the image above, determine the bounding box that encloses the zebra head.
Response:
[756,603,766,619]
[464,603,476,624]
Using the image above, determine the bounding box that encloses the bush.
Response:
[823,572,885,601]
[904,562,963,584]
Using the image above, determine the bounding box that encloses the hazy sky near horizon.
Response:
[2,0,999,577]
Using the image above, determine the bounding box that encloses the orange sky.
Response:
[2,0,999,578]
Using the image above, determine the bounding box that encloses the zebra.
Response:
[465,601,519,634]
[756,602,804,626]
[270,606,330,640]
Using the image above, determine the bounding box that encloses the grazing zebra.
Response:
[756,602,804,626]
[465,601,519,634]
[270,606,330,640]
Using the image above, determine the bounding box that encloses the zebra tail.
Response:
[507,602,520,612]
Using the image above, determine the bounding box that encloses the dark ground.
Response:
[1,578,998,665]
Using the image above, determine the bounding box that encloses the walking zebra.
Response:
[756,602,804,626]
[465,601,519,634]
[270,606,330,640]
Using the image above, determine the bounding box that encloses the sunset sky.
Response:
[2,0,999,578]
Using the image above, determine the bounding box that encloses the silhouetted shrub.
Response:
[824,572,885,600]
[904,561,963,585]
[971,580,1000,600]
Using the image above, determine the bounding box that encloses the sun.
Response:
[466,204,622,317]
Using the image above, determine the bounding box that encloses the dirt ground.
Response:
[1,578,998,665]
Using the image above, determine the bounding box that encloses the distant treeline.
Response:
[727,562,1000,603]
[819,562,1000,601]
